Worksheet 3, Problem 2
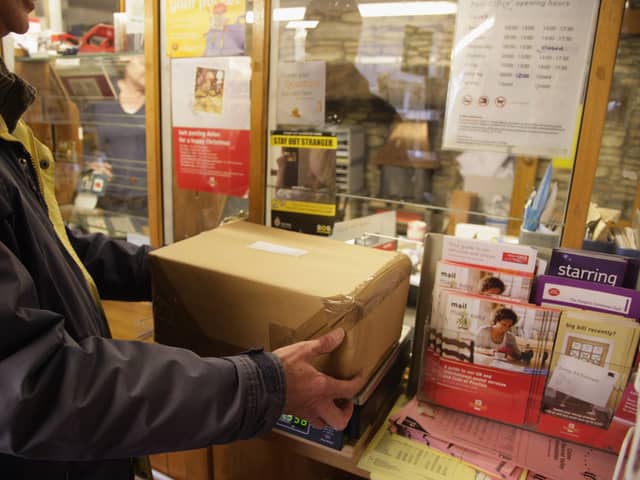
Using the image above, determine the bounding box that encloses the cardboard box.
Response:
[150,221,412,379]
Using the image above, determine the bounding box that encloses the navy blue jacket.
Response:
[0,65,285,479]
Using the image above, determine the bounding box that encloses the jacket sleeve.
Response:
[65,226,152,301]
[0,240,286,461]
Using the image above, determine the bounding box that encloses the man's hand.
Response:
[273,328,365,430]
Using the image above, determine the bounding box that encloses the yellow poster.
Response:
[551,105,583,170]
[166,0,246,58]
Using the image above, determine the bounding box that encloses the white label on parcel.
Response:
[249,241,307,257]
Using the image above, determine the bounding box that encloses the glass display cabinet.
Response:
[158,0,258,242]
[16,54,149,240]
[11,0,154,244]
[12,1,631,251]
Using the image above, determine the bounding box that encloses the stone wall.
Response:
[589,34,640,221]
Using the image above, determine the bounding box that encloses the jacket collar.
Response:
[0,115,9,136]
[0,56,35,133]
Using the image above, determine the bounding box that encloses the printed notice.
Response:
[171,57,251,196]
[269,131,337,236]
[443,0,598,157]
[166,0,246,58]
[276,62,326,127]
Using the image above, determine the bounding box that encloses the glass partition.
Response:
[159,0,256,241]
[265,0,600,246]
[587,6,640,253]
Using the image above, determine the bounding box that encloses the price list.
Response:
[443,0,598,157]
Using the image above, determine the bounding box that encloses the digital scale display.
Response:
[275,414,344,450]
[276,414,311,435]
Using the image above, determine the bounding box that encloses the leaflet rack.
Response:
[408,233,534,394]
[407,233,443,395]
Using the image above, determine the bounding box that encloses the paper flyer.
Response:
[358,421,478,480]
[276,62,326,127]
[166,0,246,58]
[425,289,560,424]
[391,397,618,480]
[171,56,251,196]
[442,0,598,157]
[389,418,522,479]
[536,275,640,319]
[435,260,533,302]
[540,308,639,430]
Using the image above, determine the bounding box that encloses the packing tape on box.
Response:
[269,254,412,349]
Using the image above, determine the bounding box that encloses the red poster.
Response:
[173,127,249,197]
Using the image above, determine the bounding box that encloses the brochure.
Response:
[536,308,640,445]
[548,247,630,287]
[442,236,537,274]
[423,289,560,424]
[420,235,638,456]
[435,259,533,302]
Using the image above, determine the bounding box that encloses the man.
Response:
[0,1,362,478]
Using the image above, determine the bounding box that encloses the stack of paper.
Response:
[360,396,618,480]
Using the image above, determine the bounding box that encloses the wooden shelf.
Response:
[257,389,402,479]
[103,300,154,342]
[206,389,403,480]
[263,426,373,478]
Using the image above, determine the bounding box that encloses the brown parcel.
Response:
[150,221,412,380]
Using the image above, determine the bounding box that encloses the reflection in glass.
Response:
[80,55,148,234]
[591,30,639,225]
[268,0,582,240]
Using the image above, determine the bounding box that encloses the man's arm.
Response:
[0,238,283,460]
[65,227,152,301]
[0,239,362,461]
